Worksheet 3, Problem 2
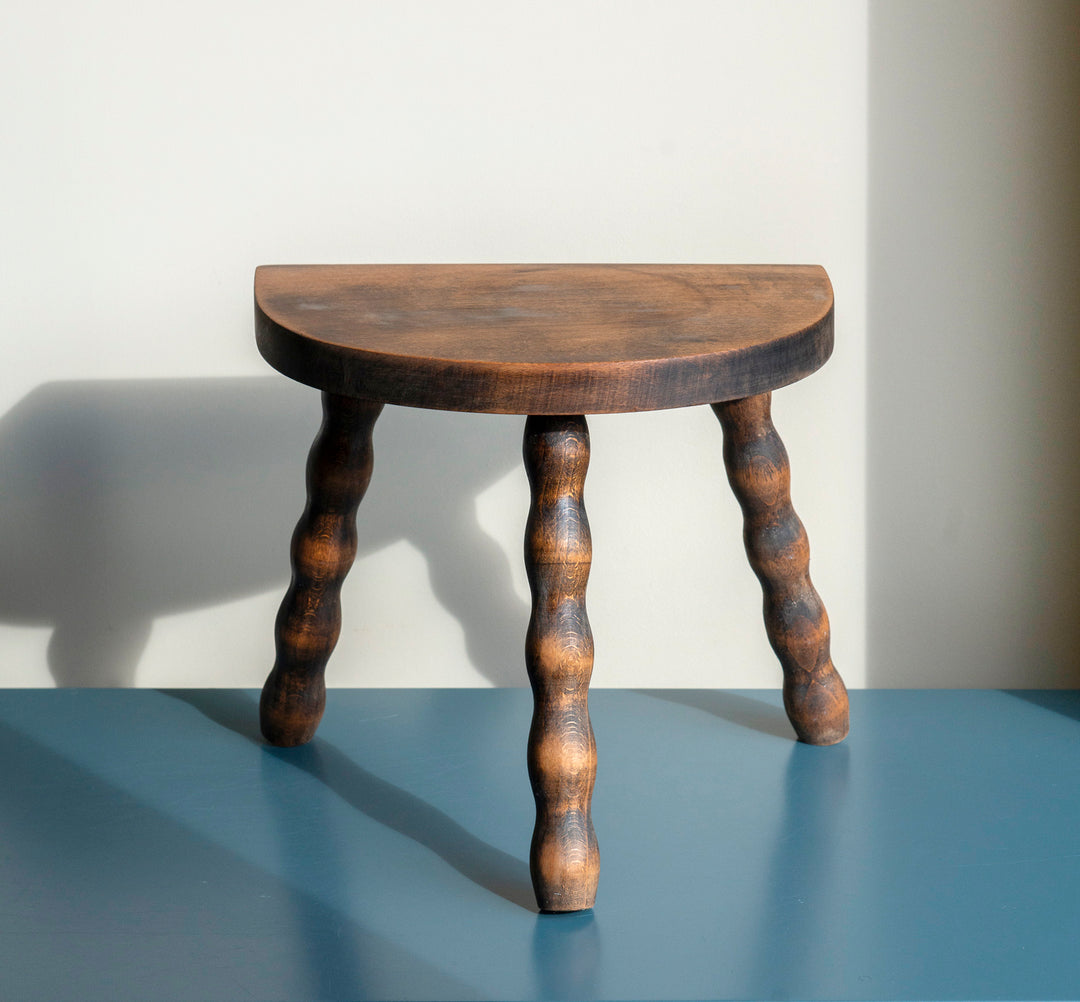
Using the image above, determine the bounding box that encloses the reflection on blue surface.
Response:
[0,688,1077,1000]
[747,740,851,996]
[533,911,601,1000]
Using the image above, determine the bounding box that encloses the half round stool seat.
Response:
[254,263,849,913]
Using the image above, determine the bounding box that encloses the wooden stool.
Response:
[255,264,849,913]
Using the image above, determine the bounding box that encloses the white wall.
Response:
[868,1,1080,687]
[0,1,868,688]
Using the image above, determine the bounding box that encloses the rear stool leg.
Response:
[524,415,599,911]
[261,393,383,747]
[712,393,849,745]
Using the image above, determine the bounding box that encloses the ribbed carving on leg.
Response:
[523,415,599,912]
[712,394,849,746]
[261,393,383,747]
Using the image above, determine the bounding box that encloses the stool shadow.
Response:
[1008,689,1080,724]
[0,377,526,687]
[635,688,795,741]
[0,715,482,1000]
[162,688,536,911]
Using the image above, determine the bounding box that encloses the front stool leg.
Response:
[261,393,383,747]
[523,415,599,912]
[712,393,849,745]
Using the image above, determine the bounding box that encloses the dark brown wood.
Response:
[254,263,847,913]
[255,264,833,414]
[712,393,849,745]
[260,393,383,747]
[523,415,599,912]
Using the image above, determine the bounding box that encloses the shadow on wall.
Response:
[867,1,1080,686]
[0,378,526,687]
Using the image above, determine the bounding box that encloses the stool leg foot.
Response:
[712,393,849,746]
[523,415,599,912]
[260,393,383,747]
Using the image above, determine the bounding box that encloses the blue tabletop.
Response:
[0,688,1077,1001]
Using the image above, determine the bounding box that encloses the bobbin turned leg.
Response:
[523,415,599,912]
[712,393,849,746]
[261,393,383,747]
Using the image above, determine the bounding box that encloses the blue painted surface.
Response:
[0,688,1077,1001]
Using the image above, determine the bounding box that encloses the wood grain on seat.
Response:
[255,264,833,414]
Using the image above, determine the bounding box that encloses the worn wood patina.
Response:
[255,263,848,912]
